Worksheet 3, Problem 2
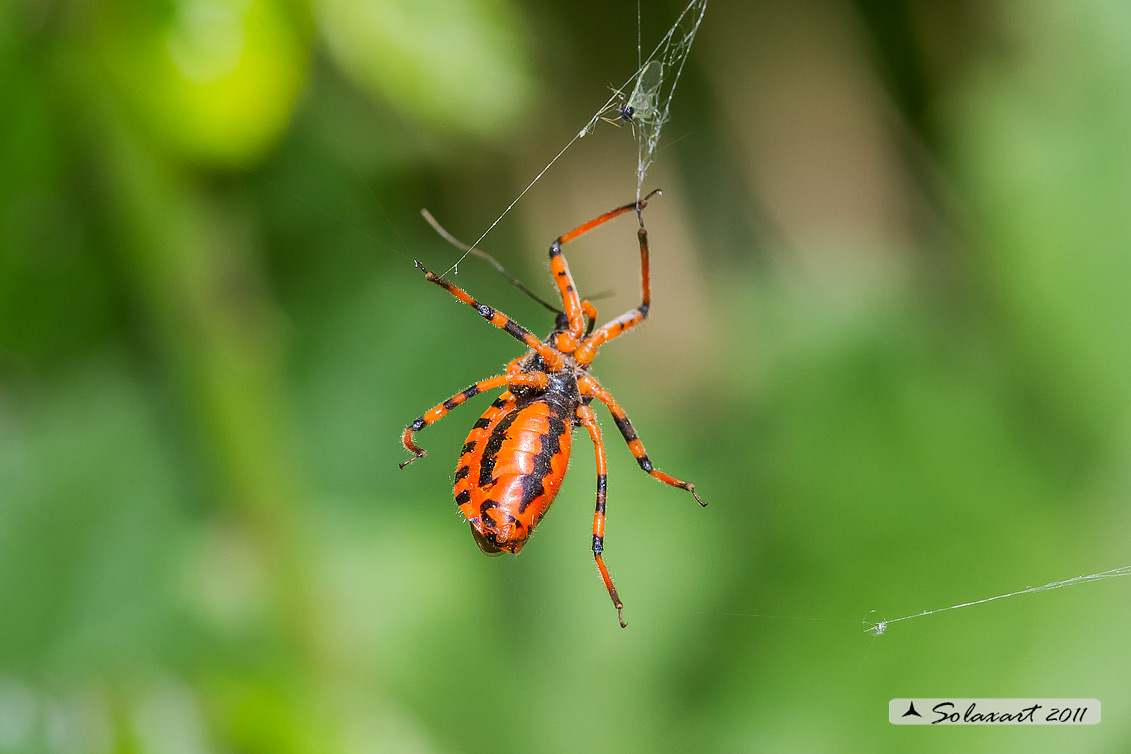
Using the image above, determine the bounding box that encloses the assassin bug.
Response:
[400,190,705,627]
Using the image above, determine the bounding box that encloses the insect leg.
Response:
[551,191,659,341]
[580,300,599,337]
[400,372,548,468]
[576,403,626,628]
[574,191,662,364]
[578,375,704,506]
[413,261,564,371]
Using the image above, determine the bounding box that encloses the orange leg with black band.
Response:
[575,228,648,363]
[412,261,564,371]
[574,194,659,364]
[578,375,705,506]
[576,403,625,627]
[400,372,548,468]
[549,190,661,343]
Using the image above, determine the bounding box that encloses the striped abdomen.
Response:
[454,393,574,554]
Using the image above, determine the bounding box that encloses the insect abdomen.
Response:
[455,397,573,554]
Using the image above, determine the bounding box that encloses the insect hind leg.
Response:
[577,403,627,628]
[578,375,704,506]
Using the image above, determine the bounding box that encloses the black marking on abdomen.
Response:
[518,409,568,512]
[479,499,517,527]
[478,411,519,486]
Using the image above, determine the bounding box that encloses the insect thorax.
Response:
[513,337,586,411]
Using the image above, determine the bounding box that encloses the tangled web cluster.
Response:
[581,0,710,199]
[445,0,708,275]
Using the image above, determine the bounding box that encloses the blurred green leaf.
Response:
[315,0,534,137]
[93,0,310,167]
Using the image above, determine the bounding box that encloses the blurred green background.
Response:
[3,0,1130,750]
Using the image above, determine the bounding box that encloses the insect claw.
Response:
[690,486,706,507]
[399,451,425,469]
[635,189,662,223]
[414,260,442,283]
[617,605,628,628]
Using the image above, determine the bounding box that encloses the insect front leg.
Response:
[574,192,662,364]
[549,193,659,342]
[400,372,547,469]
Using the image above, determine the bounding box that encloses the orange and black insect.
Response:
[400,190,705,627]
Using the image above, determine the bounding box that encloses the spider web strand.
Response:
[864,564,1131,636]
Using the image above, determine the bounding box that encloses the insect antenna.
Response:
[421,209,564,316]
